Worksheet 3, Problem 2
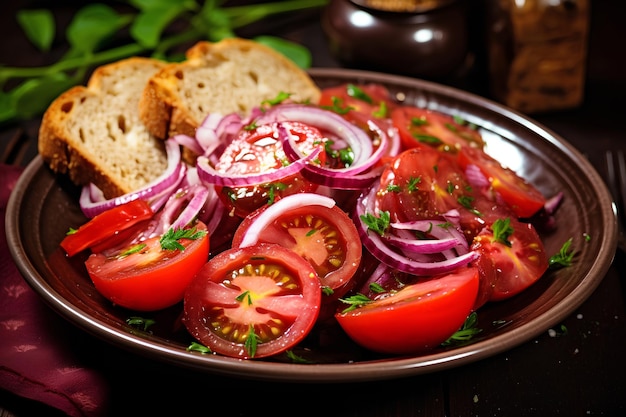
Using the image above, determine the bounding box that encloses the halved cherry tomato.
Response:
[231,200,362,299]
[470,218,548,302]
[85,220,209,311]
[335,266,479,355]
[183,243,321,359]
[458,146,546,218]
[319,83,397,121]
[60,200,153,256]
[213,121,325,217]
[391,106,484,153]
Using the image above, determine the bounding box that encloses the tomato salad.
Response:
[61,83,558,360]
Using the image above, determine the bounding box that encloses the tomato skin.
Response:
[183,243,321,359]
[391,106,484,153]
[471,219,548,302]
[61,200,153,256]
[85,221,209,311]
[214,121,325,218]
[335,266,479,355]
[231,202,362,300]
[458,146,546,218]
[319,83,397,121]
[376,147,476,222]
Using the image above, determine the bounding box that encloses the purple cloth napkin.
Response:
[1,163,108,417]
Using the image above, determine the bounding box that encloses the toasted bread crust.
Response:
[38,57,168,199]
[140,38,321,140]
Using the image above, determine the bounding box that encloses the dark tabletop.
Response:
[2,1,625,416]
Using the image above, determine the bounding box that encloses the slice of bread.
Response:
[39,57,168,200]
[139,38,321,140]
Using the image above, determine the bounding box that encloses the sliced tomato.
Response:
[376,147,477,222]
[85,221,209,311]
[470,218,548,302]
[319,83,397,121]
[61,200,153,256]
[213,121,325,217]
[458,146,546,218]
[391,106,484,153]
[335,266,479,355]
[183,243,321,359]
[232,199,362,299]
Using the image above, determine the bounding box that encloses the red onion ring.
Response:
[354,185,478,276]
[195,145,322,187]
[237,193,336,248]
[79,139,184,218]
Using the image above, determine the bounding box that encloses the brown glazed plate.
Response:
[6,68,617,383]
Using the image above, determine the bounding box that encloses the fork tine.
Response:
[605,149,626,252]
[617,149,626,225]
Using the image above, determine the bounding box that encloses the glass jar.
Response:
[321,0,472,81]
[486,0,590,113]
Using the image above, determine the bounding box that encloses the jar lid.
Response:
[351,0,458,13]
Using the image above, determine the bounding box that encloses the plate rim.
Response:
[6,68,618,383]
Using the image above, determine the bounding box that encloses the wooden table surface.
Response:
[2,1,625,416]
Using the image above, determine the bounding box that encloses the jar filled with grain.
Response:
[486,0,590,113]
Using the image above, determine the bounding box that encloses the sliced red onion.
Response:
[237,193,336,248]
[79,139,184,218]
[273,107,390,189]
[359,224,479,275]
[354,185,478,276]
[254,104,373,168]
[382,235,460,254]
[195,145,322,187]
[196,112,243,160]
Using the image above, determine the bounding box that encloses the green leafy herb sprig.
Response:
[1,0,328,125]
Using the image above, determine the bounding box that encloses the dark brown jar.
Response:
[321,0,471,81]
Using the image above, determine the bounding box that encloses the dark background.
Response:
[2,1,625,416]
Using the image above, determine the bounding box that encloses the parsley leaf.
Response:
[441,312,481,346]
[360,211,391,236]
[244,326,260,358]
[339,293,372,313]
[491,218,514,247]
[549,237,575,269]
[159,226,207,251]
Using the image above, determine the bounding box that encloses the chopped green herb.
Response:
[265,182,287,205]
[407,176,421,192]
[373,101,388,118]
[261,91,292,107]
[66,227,78,235]
[387,183,401,193]
[369,282,386,293]
[322,286,334,296]
[244,326,260,357]
[321,96,353,114]
[491,218,514,247]
[410,116,428,126]
[126,316,155,332]
[549,237,575,269]
[286,350,313,363]
[159,226,207,251]
[187,342,212,354]
[339,293,372,313]
[360,211,391,236]
[236,290,253,305]
[441,312,481,346]
[119,243,147,257]
[413,133,443,146]
[346,83,373,103]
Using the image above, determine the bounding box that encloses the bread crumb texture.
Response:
[39,58,168,198]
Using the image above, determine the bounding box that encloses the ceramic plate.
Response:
[6,68,617,383]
